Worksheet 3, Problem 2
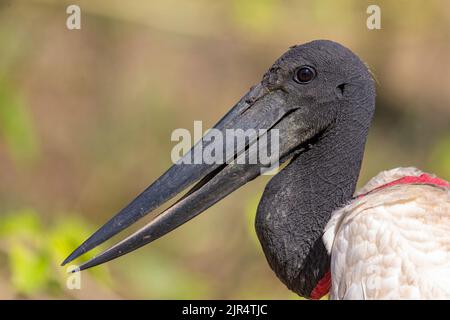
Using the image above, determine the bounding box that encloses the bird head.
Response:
[62,40,375,298]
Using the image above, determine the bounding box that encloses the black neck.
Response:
[255,95,374,297]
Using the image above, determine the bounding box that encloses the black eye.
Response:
[294,66,316,84]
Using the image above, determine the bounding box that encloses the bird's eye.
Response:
[294,66,316,84]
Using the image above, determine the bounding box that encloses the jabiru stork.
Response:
[62,40,450,299]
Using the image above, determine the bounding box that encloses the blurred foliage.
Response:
[118,252,211,299]
[0,0,449,299]
[231,0,278,33]
[430,136,450,180]
[0,83,40,166]
[0,209,111,298]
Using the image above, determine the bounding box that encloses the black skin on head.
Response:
[255,40,376,298]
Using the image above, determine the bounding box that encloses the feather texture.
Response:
[323,167,450,299]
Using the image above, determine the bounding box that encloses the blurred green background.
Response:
[0,0,449,299]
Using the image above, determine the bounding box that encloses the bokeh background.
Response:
[0,0,449,299]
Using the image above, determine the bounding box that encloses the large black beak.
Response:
[62,82,313,270]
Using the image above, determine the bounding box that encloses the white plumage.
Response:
[323,167,450,299]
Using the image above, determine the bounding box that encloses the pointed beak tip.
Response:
[61,254,76,267]
[70,267,83,274]
[60,259,71,267]
[62,260,94,273]
[61,246,87,267]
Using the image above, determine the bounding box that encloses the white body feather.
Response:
[323,167,450,299]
